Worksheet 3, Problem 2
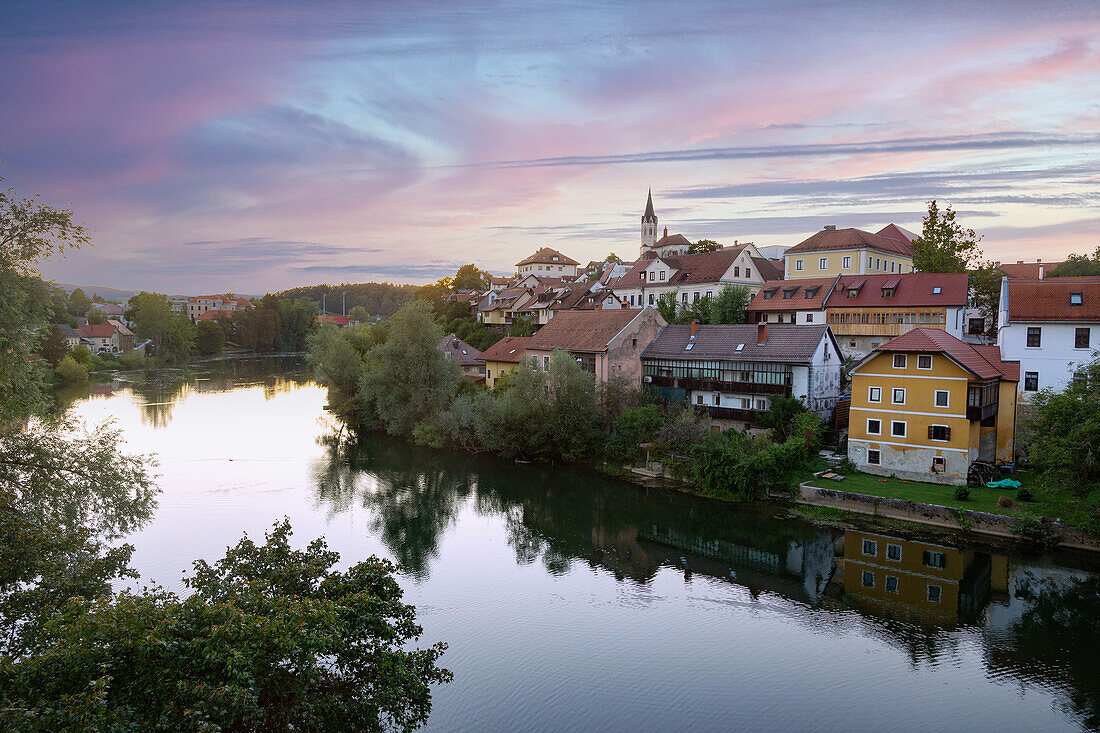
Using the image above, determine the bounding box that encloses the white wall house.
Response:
[998,277,1100,401]
[614,243,778,310]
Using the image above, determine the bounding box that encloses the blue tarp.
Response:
[986,478,1022,489]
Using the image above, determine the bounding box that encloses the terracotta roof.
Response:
[615,246,749,288]
[748,277,837,313]
[526,309,644,353]
[516,247,580,267]
[997,262,1064,280]
[751,256,781,282]
[106,319,133,336]
[478,336,531,363]
[652,233,691,248]
[75,323,116,339]
[785,227,914,257]
[876,223,919,243]
[867,328,1015,381]
[824,273,968,308]
[197,309,234,321]
[1005,279,1100,322]
[641,323,833,363]
[439,334,482,366]
[481,288,531,312]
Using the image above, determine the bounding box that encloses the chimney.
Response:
[1037,258,1042,263]
[824,225,836,231]
[1017,260,1023,264]
[757,322,768,345]
[690,320,700,338]
[1039,265,1045,280]
[663,226,668,238]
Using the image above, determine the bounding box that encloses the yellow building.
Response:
[847,327,1019,484]
[477,336,531,388]
[783,225,915,281]
[479,288,533,327]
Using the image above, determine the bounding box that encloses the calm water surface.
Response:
[66,357,1100,732]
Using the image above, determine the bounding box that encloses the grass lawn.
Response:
[803,458,1099,530]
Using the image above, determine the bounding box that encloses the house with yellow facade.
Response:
[847,327,1019,485]
[783,225,915,281]
[477,336,531,388]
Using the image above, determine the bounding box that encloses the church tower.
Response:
[640,189,658,254]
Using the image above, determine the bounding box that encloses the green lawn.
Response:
[803,460,1099,530]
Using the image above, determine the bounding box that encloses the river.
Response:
[63,356,1100,732]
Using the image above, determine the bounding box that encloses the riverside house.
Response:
[477,336,531,388]
[439,334,485,381]
[847,328,1019,485]
[524,307,666,386]
[641,322,843,430]
[997,276,1100,401]
[782,225,915,281]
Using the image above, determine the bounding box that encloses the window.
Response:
[734,267,740,277]
[795,259,804,271]
[706,291,713,298]
[968,317,985,335]
[713,393,720,406]
[917,355,932,369]
[929,425,950,441]
[696,395,704,405]
[682,292,688,303]
[867,419,881,435]
[932,456,946,472]
[891,420,907,438]
[1076,327,1091,349]
[867,256,873,269]
[862,570,875,588]
[659,271,665,281]
[885,575,900,593]
[862,539,877,556]
[1026,327,1042,348]
[819,257,828,270]
[892,388,906,404]
[927,584,942,603]
[806,313,814,323]
[932,286,942,294]
[746,268,751,278]
[868,386,882,403]
[886,544,902,562]
[1070,292,1083,306]
[649,294,655,305]
[934,390,949,408]
[923,551,946,569]
[1024,371,1039,391]
[867,449,881,465]
[693,292,700,302]
[876,258,882,270]
[543,355,550,371]
[648,271,654,282]
[842,255,851,269]
[893,354,907,369]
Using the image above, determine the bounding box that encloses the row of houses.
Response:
[54,320,135,353]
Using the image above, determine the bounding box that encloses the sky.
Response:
[3,0,1100,293]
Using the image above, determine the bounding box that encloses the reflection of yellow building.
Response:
[847,327,1019,484]
[837,530,1004,626]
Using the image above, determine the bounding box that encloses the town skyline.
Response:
[4,0,1100,293]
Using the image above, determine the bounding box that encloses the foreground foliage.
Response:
[1025,358,1100,497]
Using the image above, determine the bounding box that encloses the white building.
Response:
[997,276,1100,400]
[515,248,580,277]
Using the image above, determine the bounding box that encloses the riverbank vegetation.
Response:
[308,300,825,500]
[1,178,451,730]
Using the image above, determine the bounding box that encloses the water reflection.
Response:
[315,429,1100,730]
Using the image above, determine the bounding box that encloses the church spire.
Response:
[640,188,658,253]
[642,188,657,223]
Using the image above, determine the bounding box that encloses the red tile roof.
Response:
[615,246,749,288]
[478,336,531,363]
[785,227,914,257]
[196,309,234,321]
[75,323,116,339]
[997,262,1063,280]
[825,273,968,308]
[526,309,643,353]
[868,328,1016,381]
[516,247,580,267]
[652,233,691,249]
[876,223,919,243]
[316,314,351,326]
[751,256,782,282]
[747,277,838,313]
[1005,279,1100,322]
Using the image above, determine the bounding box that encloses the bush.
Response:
[1012,513,1062,549]
[54,355,88,385]
[1017,487,1034,502]
[117,350,148,370]
[954,485,970,501]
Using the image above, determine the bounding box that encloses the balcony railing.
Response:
[966,402,999,422]
[694,405,759,423]
[648,374,791,396]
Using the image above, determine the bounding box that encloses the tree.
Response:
[0,520,452,731]
[656,291,680,324]
[67,287,91,315]
[453,263,489,292]
[126,292,195,361]
[507,318,535,337]
[195,320,225,355]
[710,284,751,324]
[969,264,1002,337]
[349,304,369,323]
[688,239,720,254]
[39,325,68,367]
[1050,246,1100,277]
[85,307,106,324]
[1024,358,1100,495]
[90,294,106,304]
[911,200,984,273]
[359,301,458,435]
[54,355,88,385]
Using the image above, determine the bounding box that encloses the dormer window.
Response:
[763,289,777,300]
[881,287,895,297]
[1071,292,1083,306]
[804,287,819,298]
[783,289,797,300]
[847,289,858,298]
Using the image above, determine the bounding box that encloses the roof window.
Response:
[685,343,694,351]
[736,343,745,351]
[932,286,942,294]
[1070,292,1083,306]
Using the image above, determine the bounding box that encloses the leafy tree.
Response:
[545,351,599,460]
[54,355,88,385]
[90,294,106,304]
[1,520,452,731]
[507,318,535,337]
[270,282,417,320]
[755,395,810,442]
[85,306,106,324]
[349,304,369,323]
[656,291,680,323]
[67,287,91,315]
[126,292,195,361]
[359,301,459,435]
[195,319,225,355]
[1025,358,1100,495]
[39,325,68,367]
[605,404,664,462]
[680,296,713,324]
[710,284,751,324]
[969,263,1002,337]
[307,325,371,414]
[1050,245,1100,277]
[911,200,984,273]
[453,263,489,291]
[688,239,720,254]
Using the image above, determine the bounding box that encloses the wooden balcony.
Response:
[648,375,791,396]
[966,402,999,422]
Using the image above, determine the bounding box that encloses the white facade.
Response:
[615,244,767,309]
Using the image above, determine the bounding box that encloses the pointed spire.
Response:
[642,188,657,223]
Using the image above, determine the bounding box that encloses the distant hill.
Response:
[55,283,146,302]
[269,282,418,318]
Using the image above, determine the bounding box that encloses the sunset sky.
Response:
[4,0,1100,293]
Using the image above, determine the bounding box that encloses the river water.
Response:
[64,356,1100,732]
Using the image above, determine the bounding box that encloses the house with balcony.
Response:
[823,272,968,359]
[847,328,1019,485]
[997,276,1100,401]
[613,244,779,310]
[524,307,666,386]
[479,287,534,327]
[783,225,915,281]
[746,276,838,325]
[477,336,531,388]
[641,322,842,429]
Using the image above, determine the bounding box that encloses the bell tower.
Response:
[641,189,658,254]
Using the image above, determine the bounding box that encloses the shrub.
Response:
[954,485,970,501]
[1017,487,1034,502]
[54,355,88,385]
[1012,513,1062,549]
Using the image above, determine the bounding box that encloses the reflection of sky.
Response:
[63,374,1093,732]
[3,1,1099,292]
